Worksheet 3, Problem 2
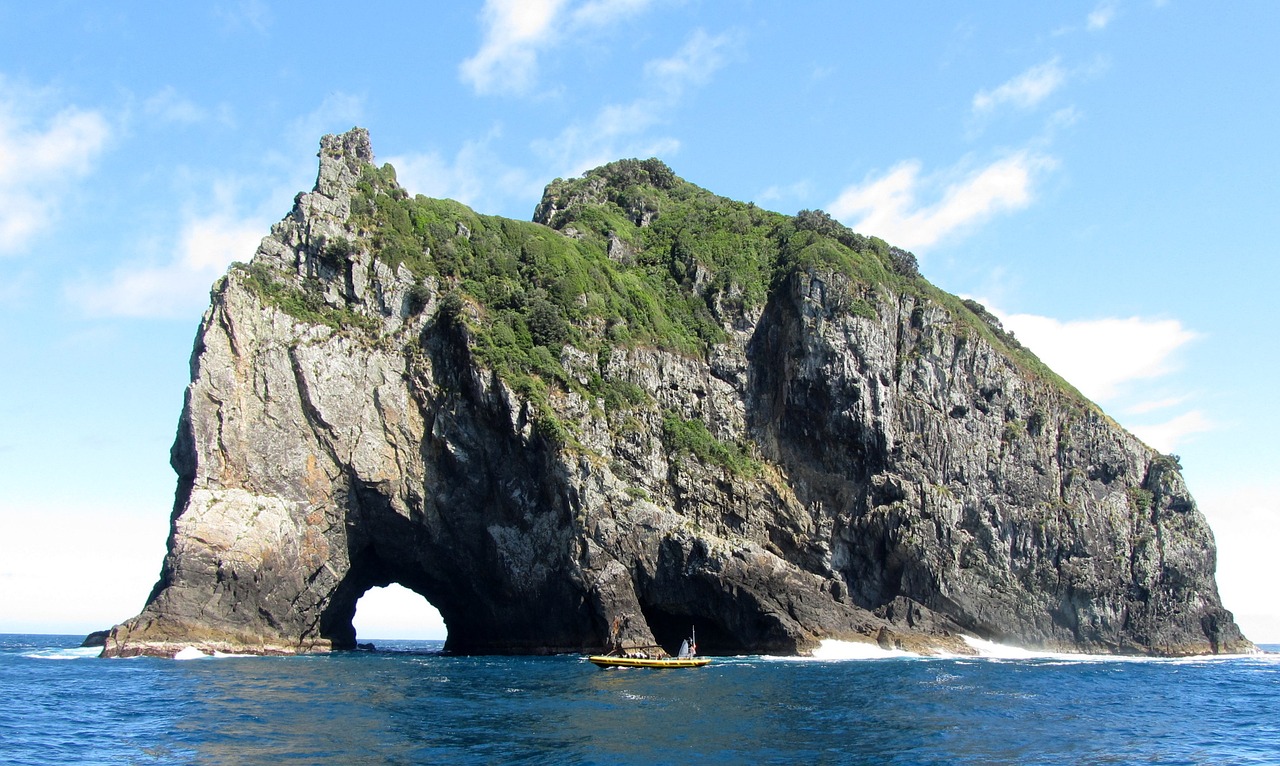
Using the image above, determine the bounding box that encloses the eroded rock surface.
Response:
[104,129,1250,658]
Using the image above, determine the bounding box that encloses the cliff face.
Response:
[104,128,1249,658]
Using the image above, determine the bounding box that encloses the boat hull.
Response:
[587,655,711,669]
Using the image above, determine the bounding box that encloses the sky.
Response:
[1,1,1277,645]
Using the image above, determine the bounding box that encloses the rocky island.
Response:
[103,128,1250,658]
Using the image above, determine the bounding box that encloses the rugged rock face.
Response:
[104,128,1250,658]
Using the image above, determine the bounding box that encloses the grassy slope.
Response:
[237,158,1096,458]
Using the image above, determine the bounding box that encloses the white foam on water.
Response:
[811,639,917,660]
[759,640,918,662]
[957,635,1266,664]
[173,646,209,660]
[957,636,1065,660]
[20,646,102,660]
[765,635,1270,664]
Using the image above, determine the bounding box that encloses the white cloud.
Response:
[460,0,573,95]
[143,87,210,125]
[0,81,110,254]
[972,58,1067,114]
[67,92,367,321]
[215,0,273,35]
[644,27,733,91]
[534,28,738,176]
[69,210,266,319]
[1123,395,1191,416]
[1045,106,1083,133]
[385,131,543,214]
[460,0,659,95]
[1087,3,1117,30]
[987,305,1211,451]
[757,180,813,207]
[828,151,1055,250]
[1128,410,1213,453]
[287,92,365,153]
[570,0,656,27]
[997,311,1200,402]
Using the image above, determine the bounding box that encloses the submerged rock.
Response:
[104,129,1250,659]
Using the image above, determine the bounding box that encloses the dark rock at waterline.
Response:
[81,630,110,648]
[102,128,1251,659]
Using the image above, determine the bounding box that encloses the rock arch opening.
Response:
[353,583,447,643]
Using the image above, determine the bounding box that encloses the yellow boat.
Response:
[587,655,711,669]
[588,626,708,668]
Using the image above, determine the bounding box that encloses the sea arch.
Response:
[352,583,446,642]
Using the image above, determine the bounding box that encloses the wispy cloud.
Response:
[287,92,364,152]
[988,306,1210,451]
[533,28,740,175]
[1128,410,1213,453]
[68,208,266,319]
[65,91,374,320]
[972,58,1067,115]
[644,27,732,91]
[460,0,659,95]
[461,0,569,95]
[1123,395,1191,416]
[1087,3,1117,30]
[570,0,656,27]
[997,311,1200,402]
[756,180,813,208]
[214,0,273,35]
[828,151,1055,250]
[1053,3,1120,36]
[385,128,543,215]
[141,86,234,127]
[0,79,110,255]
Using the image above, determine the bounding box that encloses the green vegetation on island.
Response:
[237,155,1092,422]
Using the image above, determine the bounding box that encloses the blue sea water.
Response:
[1,634,1277,765]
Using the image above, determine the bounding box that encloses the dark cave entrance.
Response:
[352,583,448,643]
[639,602,738,656]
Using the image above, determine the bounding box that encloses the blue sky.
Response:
[1,1,1277,644]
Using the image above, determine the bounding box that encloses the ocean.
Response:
[1,634,1277,765]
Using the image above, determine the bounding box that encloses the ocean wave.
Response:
[955,636,1268,664]
[756,640,920,662]
[172,647,261,660]
[809,640,918,660]
[774,636,1275,664]
[19,646,101,660]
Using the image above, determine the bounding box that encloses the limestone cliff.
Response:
[104,128,1250,658]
